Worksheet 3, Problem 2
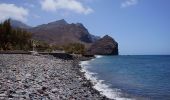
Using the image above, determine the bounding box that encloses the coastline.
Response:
[80,55,136,100]
[0,54,109,100]
[73,57,110,100]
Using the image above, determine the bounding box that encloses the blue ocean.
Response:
[80,55,170,100]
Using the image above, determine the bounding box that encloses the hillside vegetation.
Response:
[0,19,86,54]
[0,19,32,50]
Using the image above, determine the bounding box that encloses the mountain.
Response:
[29,19,95,46]
[90,34,101,42]
[86,35,118,55]
[10,19,31,29]
[9,19,118,55]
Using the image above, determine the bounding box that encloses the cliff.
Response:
[86,35,118,55]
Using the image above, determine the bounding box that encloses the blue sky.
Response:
[0,0,170,55]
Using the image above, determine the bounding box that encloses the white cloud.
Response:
[40,0,93,15]
[0,3,29,22]
[121,0,138,8]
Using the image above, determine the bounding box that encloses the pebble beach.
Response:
[0,54,109,100]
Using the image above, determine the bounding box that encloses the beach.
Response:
[0,54,109,100]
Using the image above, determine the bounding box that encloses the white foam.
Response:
[80,61,90,66]
[80,60,135,100]
[95,55,103,58]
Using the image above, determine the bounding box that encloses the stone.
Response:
[51,88,58,93]
[0,93,6,97]
[0,54,109,100]
[42,86,47,91]
[37,89,44,94]
[26,73,31,78]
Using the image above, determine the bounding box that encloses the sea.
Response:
[80,55,170,100]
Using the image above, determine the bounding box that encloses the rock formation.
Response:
[86,35,118,55]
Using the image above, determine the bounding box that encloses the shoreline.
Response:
[72,57,110,100]
[80,55,155,100]
[79,56,118,99]
[80,55,135,100]
[0,54,109,100]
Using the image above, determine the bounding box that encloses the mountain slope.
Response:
[29,19,95,46]
[86,35,118,55]
[10,19,31,29]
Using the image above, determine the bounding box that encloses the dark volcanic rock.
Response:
[28,19,95,46]
[86,35,118,55]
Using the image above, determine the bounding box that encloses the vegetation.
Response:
[0,19,32,50]
[63,43,85,54]
[32,40,54,52]
[32,40,67,52]
[0,19,85,54]
[30,41,85,54]
[28,40,86,54]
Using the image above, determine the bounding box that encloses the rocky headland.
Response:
[86,35,118,55]
[0,54,109,100]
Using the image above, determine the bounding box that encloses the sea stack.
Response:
[86,35,118,55]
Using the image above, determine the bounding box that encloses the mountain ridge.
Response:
[10,19,118,55]
[86,35,119,55]
[10,19,32,29]
[28,19,97,46]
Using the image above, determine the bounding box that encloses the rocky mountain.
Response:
[86,35,118,55]
[10,19,118,55]
[29,19,96,46]
[10,20,31,29]
[90,34,101,42]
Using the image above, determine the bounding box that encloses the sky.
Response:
[0,0,170,55]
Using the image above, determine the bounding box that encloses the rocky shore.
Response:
[0,54,109,100]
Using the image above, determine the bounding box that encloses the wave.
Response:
[95,55,104,58]
[80,60,134,100]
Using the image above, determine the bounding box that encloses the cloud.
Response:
[121,0,138,8]
[40,0,93,15]
[0,3,28,22]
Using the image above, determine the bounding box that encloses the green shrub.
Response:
[63,43,85,54]
[0,19,32,50]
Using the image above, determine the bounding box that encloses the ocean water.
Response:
[80,55,170,100]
